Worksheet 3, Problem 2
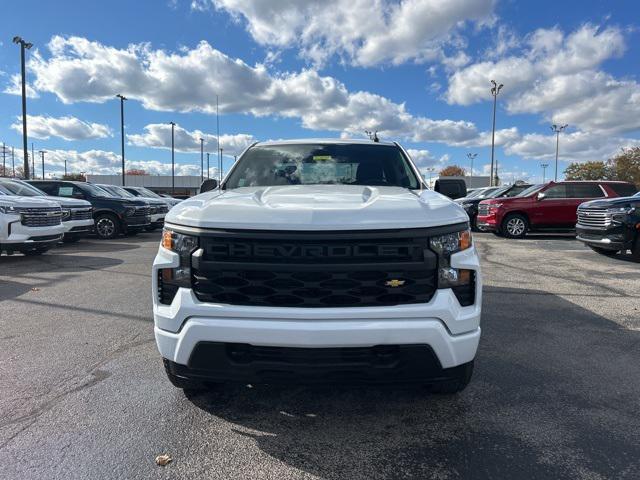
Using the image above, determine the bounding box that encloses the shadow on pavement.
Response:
[184,286,640,479]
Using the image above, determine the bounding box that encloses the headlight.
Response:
[159,229,199,294]
[430,229,474,289]
[0,205,20,214]
[607,206,635,224]
[124,207,136,217]
[487,203,503,210]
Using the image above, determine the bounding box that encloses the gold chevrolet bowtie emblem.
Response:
[385,279,405,288]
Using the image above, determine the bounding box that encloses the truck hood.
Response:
[46,196,92,208]
[0,195,61,208]
[580,196,640,209]
[166,185,468,231]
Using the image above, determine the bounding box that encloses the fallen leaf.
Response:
[155,454,172,466]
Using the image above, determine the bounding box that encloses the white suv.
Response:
[0,190,65,255]
[152,140,481,393]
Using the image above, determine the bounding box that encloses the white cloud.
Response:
[445,24,639,135]
[504,131,640,162]
[210,0,495,67]
[3,73,39,98]
[127,123,255,154]
[29,35,486,146]
[10,115,112,141]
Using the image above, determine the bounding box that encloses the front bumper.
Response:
[150,213,165,226]
[476,216,497,232]
[124,215,151,229]
[62,218,95,237]
[152,245,482,379]
[1,215,65,247]
[575,224,632,250]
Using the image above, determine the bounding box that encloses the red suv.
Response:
[476,181,637,238]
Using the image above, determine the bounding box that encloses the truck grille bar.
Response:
[17,206,63,227]
[188,228,442,308]
[577,208,611,229]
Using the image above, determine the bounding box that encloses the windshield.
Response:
[517,184,545,197]
[99,185,135,198]
[224,143,421,189]
[471,187,500,199]
[0,179,46,197]
[136,187,161,198]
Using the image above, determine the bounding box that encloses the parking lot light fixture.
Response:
[39,150,46,179]
[13,36,33,180]
[116,94,127,185]
[541,163,549,183]
[466,153,477,176]
[550,124,568,181]
[169,122,176,195]
[489,80,503,187]
[206,152,210,179]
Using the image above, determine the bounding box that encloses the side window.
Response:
[543,184,568,199]
[35,183,55,195]
[608,183,638,197]
[57,185,75,197]
[73,186,87,199]
[568,184,604,198]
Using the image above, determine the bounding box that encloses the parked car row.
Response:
[470,180,639,260]
[0,178,181,255]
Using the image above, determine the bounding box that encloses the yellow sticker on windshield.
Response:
[313,155,332,161]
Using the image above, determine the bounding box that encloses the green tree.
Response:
[608,147,640,187]
[62,173,87,181]
[564,161,609,180]
[439,165,466,177]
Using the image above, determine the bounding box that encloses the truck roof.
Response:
[255,138,398,147]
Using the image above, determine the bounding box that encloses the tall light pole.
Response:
[11,147,15,177]
[466,152,477,176]
[39,150,46,179]
[116,94,127,185]
[489,80,504,187]
[219,147,223,184]
[13,36,33,180]
[31,142,35,179]
[541,163,549,183]
[216,95,221,183]
[169,122,176,195]
[199,138,204,183]
[1,143,6,176]
[206,152,210,179]
[550,123,568,181]
[64,156,67,177]
[426,167,436,187]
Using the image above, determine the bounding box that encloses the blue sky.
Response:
[1,0,639,182]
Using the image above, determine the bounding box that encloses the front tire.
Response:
[588,245,619,257]
[428,361,474,394]
[95,214,120,240]
[502,214,529,239]
[163,359,205,391]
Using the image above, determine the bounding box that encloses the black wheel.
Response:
[470,215,478,232]
[62,235,81,243]
[95,214,120,240]
[501,213,529,239]
[22,246,51,256]
[163,359,206,391]
[632,235,640,263]
[588,245,619,257]
[428,361,474,394]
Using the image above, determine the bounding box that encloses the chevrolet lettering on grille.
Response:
[207,242,421,260]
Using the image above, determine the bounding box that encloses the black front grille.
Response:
[190,228,443,308]
[133,207,150,216]
[18,207,62,227]
[478,204,490,216]
[69,208,93,221]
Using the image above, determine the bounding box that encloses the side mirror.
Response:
[200,178,218,193]
[537,192,546,201]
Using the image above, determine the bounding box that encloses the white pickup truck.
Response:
[153,139,482,393]
[0,189,65,255]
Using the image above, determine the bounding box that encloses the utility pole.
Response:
[116,94,127,185]
[219,147,223,184]
[39,150,45,179]
[550,123,568,181]
[11,147,15,177]
[541,163,549,183]
[466,152,477,176]
[64,156,67,177]
[216,95,220,183]
[2,143,6,176]
[206,152,210,179]
[489,80,503,187]
[13,36,33,180]
[31,142,35,179]
[169,122,176,195]
[199,138,204,183]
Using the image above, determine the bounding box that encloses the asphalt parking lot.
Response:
[1,232,639,479]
